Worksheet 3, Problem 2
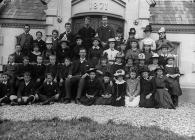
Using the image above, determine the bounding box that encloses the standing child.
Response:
[125,70,140,107]
[34,31,46,53]
[88,37,103,67]
[80,68,103,106]
[17,72,36,105]
[95,72,114,105]
[112,69,126,106]
[164,54,182,107]
[37,73,60,105]
[103,38,119,65]
[139,67,155,108]
[154,66,175,109]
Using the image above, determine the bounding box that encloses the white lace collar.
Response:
[115,80,126,84]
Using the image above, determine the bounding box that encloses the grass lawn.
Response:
[0,117,193,140]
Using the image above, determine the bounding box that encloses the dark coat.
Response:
[11,52,24,64]
[69,59,91,76]
[16,33,34,55]
[139,78,155,108]
[56,48,72,63]
[88,47,103,67]
[17,80,35,98]
[38,82,60,98]
[33,39,46,53]
[59,32,75,47]
[33,64,46,81]
[16,64,34,78]
[112,81,126,106]
[96,25,115,42]
[78,26,96,49]
[80,78,103,106]
[52,38,60,51]
[46,64,59,79]
[0,81,14,98]
[58,64,71,79]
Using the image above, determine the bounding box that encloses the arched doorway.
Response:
[72,15,125,35]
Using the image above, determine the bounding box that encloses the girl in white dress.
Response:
[125,70,140,107]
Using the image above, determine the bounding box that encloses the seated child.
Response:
[34,55,46,88]
[154,66,175,109]
[46,55,58,83]
[0,73,17,105]
[103,38,119,65]
[88,37,103,67]
[112,69,126,106]
[29,44,41,63]
[139,67,155,108]
[17,72,36,105]
[37,73,60,105]
[125,70,140,107]
[57,40,72,63]
[80,68,103,106]
[164,54,182,107]
[95,72,114,105]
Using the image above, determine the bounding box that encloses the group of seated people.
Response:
[0,23,182,109]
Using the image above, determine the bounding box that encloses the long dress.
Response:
[95,82,114,105]
[154,76,175,109]
[125,78,140,107]
[112,80,126,106]
[139,77,155,108]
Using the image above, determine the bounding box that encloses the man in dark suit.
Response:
[16,24,34,56]
[78,16,96,51]
[59,22,75,48]
[96,16,115,49]
[65,48,91,104]
[33,31,46,53]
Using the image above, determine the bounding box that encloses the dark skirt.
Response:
[111,97,125,107]
[155,89,175,109]
[95,96,113,105]
[139,94,155,108]
[168,78,182,96]
[80,96,96,106]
